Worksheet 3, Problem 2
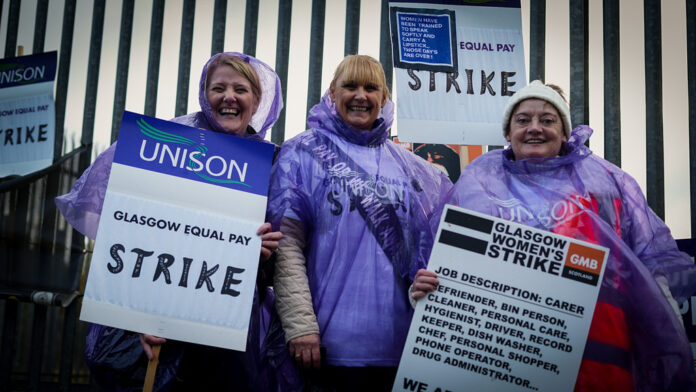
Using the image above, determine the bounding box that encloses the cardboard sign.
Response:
[80,111,275,351]
[0,51,57,176]
[389,0,526,145]
[393,205,608,392]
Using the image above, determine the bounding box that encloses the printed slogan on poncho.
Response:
[389,0,525,145]
[393,205,608,392]
[80,111,275,351]
[0,51,57,176]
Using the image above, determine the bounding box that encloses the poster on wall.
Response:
[80,111,275,351]
[389,0,526,145]
[392,136,484,183]
[0,51,57,177]
[393,205,608,391]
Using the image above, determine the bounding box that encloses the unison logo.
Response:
[0,64,47,85]
[136,118,250,187]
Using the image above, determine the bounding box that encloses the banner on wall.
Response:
[389,0,526,145]
[0,51,57,177]
[80,111,275,351]
[393,205,608,392]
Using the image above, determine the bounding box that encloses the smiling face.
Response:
[329,56,389,130]
[506,99,566,160]
[330,76,387,130]
[206,65,259,133]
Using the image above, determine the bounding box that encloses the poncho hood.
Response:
[194,52,283,141]
[306,90,394,147]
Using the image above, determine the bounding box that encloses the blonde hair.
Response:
[330,55,391,99]
[206,55,261,102]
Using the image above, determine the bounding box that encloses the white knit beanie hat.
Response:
[501,80,572,139]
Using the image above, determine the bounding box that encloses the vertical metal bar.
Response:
[211,0,226,56]
[111,0,135,142]
[33,0,48,53]
[686,0,695,235]
[81,0,106,149]
[4,0,20,57]
[244,0,259,56]
[58,298,79,390]
[569,0,589,130]
[380,0,393,91]
[306,0,325,115]
[529,0,545,82]
[0,300,18,389]
[175,0,195,117]
[272,0,292,145]
[344,0,360,56]
[644,0,664,218]
[144,0,164,117]
[603,0,621,166]
[54,0,76,156]
[28,305,48,391]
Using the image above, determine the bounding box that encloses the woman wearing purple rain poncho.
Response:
[413,81,696,391]
[55,52,301,391]
[267,55,453,390]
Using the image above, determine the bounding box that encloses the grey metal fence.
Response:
[0,0,694,390]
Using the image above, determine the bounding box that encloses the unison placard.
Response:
[0,52,57,176]
[393,205,608,392]
[80,111,275,351]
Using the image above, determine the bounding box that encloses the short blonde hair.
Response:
[330,55,391,99]
[206,55,261,102]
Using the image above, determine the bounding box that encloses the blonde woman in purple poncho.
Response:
[56,52,301,391]
[268,55,453,390]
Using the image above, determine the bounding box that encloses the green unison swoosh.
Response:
[137,117,249,187]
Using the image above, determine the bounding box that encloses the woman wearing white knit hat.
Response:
[411,81,696,390]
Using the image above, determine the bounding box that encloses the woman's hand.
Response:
[257,222,283,261]
[289,333,321,369]
[411,269,439,301]
[139,334,166,361]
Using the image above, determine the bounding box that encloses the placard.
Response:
[389,0,526,145]
[393,205,608,391]
[0,51,57,176]
[80,111,275,351]
[390,7,458,73]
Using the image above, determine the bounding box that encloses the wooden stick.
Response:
[143,345,161,392]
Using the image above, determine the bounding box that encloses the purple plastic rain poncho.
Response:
[267,92,453,366]
[55,52,301,391]
[445,125,696,391]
